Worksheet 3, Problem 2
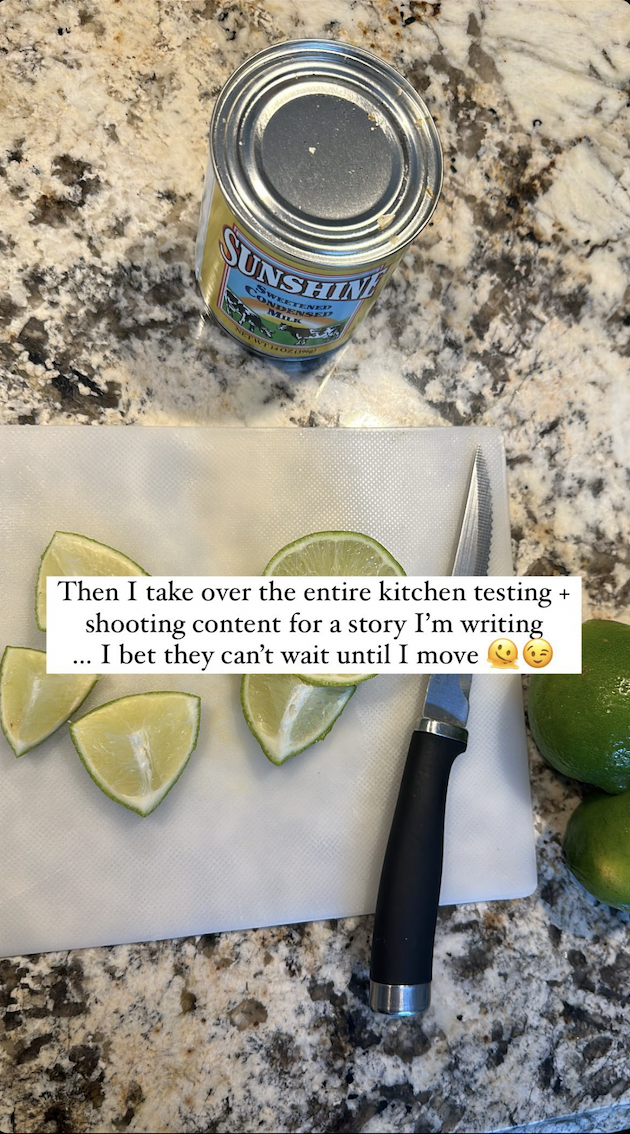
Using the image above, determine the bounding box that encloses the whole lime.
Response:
[563,788,630,910]
[528,619,630,793]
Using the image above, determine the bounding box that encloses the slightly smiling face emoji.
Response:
[487,638,519,668]
[523,639,553,668]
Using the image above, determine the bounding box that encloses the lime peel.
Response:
[528,619,630,794]
[563,788,630,910]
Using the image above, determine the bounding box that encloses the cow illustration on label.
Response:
[216,226,389,350]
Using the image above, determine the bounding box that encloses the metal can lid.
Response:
[210,39,442,268]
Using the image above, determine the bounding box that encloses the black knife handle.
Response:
[369,722,468,1015]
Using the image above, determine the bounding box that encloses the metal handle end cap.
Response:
[418,718,468,744]
[369,980,431,1015]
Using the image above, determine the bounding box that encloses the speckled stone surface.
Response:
[1,1,630,1131]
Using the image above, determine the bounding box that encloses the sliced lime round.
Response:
[263,530,405,578]
[263,530,405,686]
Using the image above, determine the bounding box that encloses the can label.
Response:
[197,174,401,357]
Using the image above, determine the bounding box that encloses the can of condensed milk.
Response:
[196,40,442,359]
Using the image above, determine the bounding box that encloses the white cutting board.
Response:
[0,426,536,957]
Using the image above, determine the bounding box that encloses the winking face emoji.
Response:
[523,639,553,668]
[487,638,519,669]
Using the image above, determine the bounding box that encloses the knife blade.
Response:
[369,447,493,1016]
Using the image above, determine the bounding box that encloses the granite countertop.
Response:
[1,1,630,1131]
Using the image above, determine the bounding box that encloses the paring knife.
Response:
[369,447,493,1016]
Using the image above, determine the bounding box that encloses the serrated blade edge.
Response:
[420,447,493,730]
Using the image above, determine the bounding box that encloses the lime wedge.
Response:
[0,646,97,757]
[263,530,405,687]
[36,531,149,631]
[241,673,355,765]
[69,692,201,816]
